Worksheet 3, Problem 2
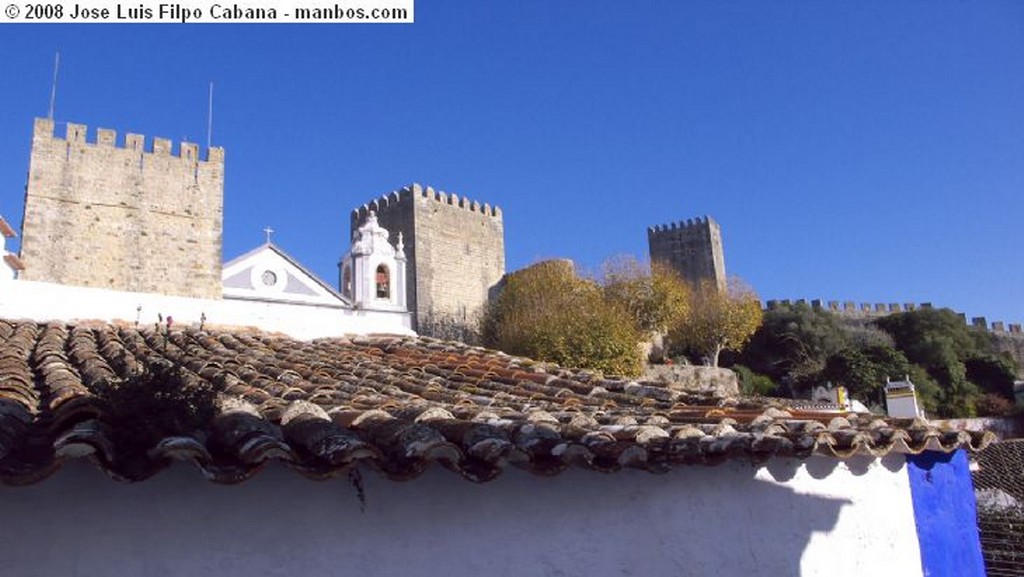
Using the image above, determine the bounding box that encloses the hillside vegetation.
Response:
[728,303,1020,418]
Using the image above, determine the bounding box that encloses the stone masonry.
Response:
[350,183,504,338]
[19,118,224,298]
[648,216,726,291]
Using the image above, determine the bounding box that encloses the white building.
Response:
[0,212,412,340]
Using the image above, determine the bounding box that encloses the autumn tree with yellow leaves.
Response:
[482,260,645,376]
[601,256,691,339]
[482,257,762,374]
[669,278,763,367]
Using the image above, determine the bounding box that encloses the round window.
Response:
[261,270,278,286]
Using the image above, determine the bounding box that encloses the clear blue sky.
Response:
[1,1,1022,323]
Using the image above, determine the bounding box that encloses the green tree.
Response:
[906,365,944,417]
[482,260,644,376]
[874,308,1010,418]
[965,354,1018,400]
[874,308,988,364]
[669,278,762,367]
[738,301,850,388]
[820,344,912,404]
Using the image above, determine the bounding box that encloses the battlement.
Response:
[765,299,936,316]
[764,299,1023,336]
[33,117,224,163]
[351,182,502,222]
[647,216,717,235]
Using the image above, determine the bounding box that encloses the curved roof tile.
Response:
[0,319,994,485]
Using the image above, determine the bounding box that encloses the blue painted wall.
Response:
[906,450,986,577]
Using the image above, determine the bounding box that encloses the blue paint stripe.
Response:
[906,450,986,577]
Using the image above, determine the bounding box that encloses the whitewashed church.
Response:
[0,209,411,339]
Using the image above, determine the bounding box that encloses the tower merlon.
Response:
[153,137,172,155]
[180,142,199,162]
[126,133,144,150]
[97,128,116,147]
[67,122,87,143]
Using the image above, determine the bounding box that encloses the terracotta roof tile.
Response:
[0,319,994,485]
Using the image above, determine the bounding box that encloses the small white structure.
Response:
[0,216,24,283]
[809,384,871,413]
[885,377,924,418]
[338,212,407,312]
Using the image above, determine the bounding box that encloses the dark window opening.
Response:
[375,265,390,299]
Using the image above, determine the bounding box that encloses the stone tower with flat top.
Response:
[648,216,726,291]
[19,118,225,298]
[350,183,504,339]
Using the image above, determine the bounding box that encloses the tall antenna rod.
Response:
[206,82,214,150]
[48,52,60,120]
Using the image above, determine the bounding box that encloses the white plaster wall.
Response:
[0,456,922,577]
[0,280,413,339]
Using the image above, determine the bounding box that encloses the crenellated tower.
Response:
[350,183,504,340]
[19,118,225,298]
[648,216,726,291]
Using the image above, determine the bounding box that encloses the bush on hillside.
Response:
[482,260,644,377]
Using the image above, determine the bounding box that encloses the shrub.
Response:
[731,364,778,396]
[483,260,644,376]
[91,360,218,458]
[976,393,1015,417]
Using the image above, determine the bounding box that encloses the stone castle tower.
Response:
[648,216,726,291]
[19,118,225,298]
[350,183,504,338]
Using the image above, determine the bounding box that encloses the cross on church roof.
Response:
[263,226,274,244]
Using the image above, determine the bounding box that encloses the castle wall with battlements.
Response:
[765,298,1024,374]
[351,183,504,337]
[648,216,726,291]
[765,298,1024,336]
[19,118,224,298]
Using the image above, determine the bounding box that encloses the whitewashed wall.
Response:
[0,279,413,339]
[0,456,922,577]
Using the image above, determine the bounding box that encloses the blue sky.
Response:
[1,1,1022,324]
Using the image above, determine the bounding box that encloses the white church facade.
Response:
[0,211,412,340]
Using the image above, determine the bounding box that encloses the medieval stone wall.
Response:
[352,183,504,338]
[647,216,726,291]
[19,118,224,298]
[766,298,1024,336]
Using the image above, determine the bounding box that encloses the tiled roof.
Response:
[974,439,1024,504]
[0,319,994,485]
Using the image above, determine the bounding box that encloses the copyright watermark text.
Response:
[2,0,413,22]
